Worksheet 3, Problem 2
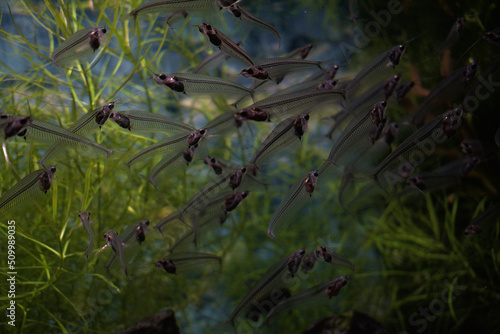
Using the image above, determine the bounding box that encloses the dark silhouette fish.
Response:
[153,72,254,101]
[0,165,57,213]
[228,248,305,327]
[263,276,349,325]
[198,23,255,66]
[40,102,115,165]
[51,27,107,68]
[155,252,221,274]
[110,110,195,133]
[248,114,309,175]
[226,4,280,42]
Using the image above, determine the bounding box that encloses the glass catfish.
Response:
[198,23,255,66]
[51,27,107,68]
[0,166,57,213]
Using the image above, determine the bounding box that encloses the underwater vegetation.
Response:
[0,0,499,333]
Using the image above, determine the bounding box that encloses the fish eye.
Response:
[241,167,247,173]
[246,68,254,75]
[108,103,115,109]
[159,74,167,80]
[206,24,212,29]
[0,115,7,119]
[313,171,319,177]
[200,129,206,135]
[21,119,29,124]
[102,28,107,33]
[381,101,387,107]
[240,110,248,117]
[50,166,57,173]
[304,114,310,120]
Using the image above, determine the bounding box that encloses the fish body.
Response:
[103,230,127,275]
[0,165,57,213]
[51,27,107,68]
[79,211,94,257]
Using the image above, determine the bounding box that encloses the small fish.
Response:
[111,110,195,134]
[383,74,400,99]
[228,166,247,189]
[345,44,405,102]
[460,156,480,177]
[460,139,483,156]
[316,79,338,90]
[326,276,349,298]
[301,250,318,273]
[187,128,207,146]
[240,57,324,84]
[103,230,128,276]
[464,224,481,235]
[223,191,249,213]
[372,107,463,190]
[204,156,224,175]
[248,88,345,122]
[233,107,269,127]
[22,119,112,160]
[117,219,151,245]
[79,211,94,258]
[465,203,500,235]
[226,4,280,42]
[436,17,465,55]
[328,101,387,167]
[153,72,254,101]
[155,252,221,275]
[396,81,414,101]
[412,63,477,125]
[286,44,314,59]
[315,246,355,270]
[182,144,198,164]
[0,166,57,213]
[287,248,306,277]
[198,23,255,66]
[383,122,398,145]
[267,170,320,240]
[229,248,306,327]
[126,129,202,166]
[2,116,32,139]
[125,0,236,21]
[248,114,309,175]
[263,276,348,325]
[193,41,242,73]
[51,27,107,68]
[40,102,115,166]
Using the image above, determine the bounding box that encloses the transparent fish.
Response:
[51,27,107,68]
[20,119,112,163]
[223,190,249,213]
[436,17,465,55]
[40,102,115,165]
[465,203,500,235]
[328,101,387,167]
[372,107,463,191]
[193,41,242,73]
[301,250,318,273]
[105,220,150,270]
[153,72,254,101]
[110,110,195,134]
[0,165,56,213]
[198,23,255,66]
[126,129,205,166]
[226,4,280,42]
[396,81,415,101]
[229,248,306,327]
[78,211,94,258]
[267,169,321,240]
[264,276,349,325]
[2,115,32,139]
[124,0,235,21]
[412,62,478,126]
[241,57,324,84]
[203,156,224,175]
[286,44,314,59]
[149,143,200,186]
[247,88,345,122]
[460,138,483,156]
[102,230,127,276]
[248,114,309,175]
[155,252,221,274]
[344,44,405,102]
[315,246,355,270]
